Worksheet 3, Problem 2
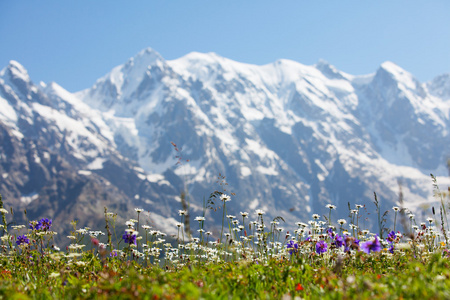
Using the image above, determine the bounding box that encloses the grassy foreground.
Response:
[1,247,450,299]
[0,173,450,299]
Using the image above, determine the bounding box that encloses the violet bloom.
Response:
[16,235,30,246]
[388,244,394,254]
[387,231,396,243]
[287,240,298,255]
[334,234,344,248]
[29,221,41,230]
[38,218,52,231]
[361,236,382,254]
[344,237,360,252]
[316,240,328,254]
[327,228,334,238]
[122,230,137,245]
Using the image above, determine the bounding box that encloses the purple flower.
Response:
[16,235,30,246]
[29,221,41,230]
[38,218,52,231]
[287,240,298,255]
[387,231,396,243]
[316,240,328,254]
[361,236,382,254]
[122,230,137,245]
[334,234,344,248]
[344,237,360,252]
[388,244,394,254]
[110,250,118,257]
[327,228,335,238]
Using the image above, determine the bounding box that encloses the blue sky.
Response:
[0,1,449,92]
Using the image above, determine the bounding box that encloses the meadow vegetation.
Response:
[0,172,450,299]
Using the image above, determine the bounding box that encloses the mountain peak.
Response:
[315,59,346,80]
[374,61,420,91]
[428,73,450,100]
[128,47,164,67]
[380,61,405,74]
[1,60,31,83]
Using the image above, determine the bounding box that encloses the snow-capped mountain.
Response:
[1,47,449,235]
[0,59,181,240]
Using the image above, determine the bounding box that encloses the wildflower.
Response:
[29,221,41,230]
[361,236,382,254]
[194,216,205,222]
[337,219,347,225]
[122,230,138,245]
[316,240,328,254]
[426,217,434,224]
[295,283,304,291]
[255,209,265,216]
[240,212,249,218]
[178,210,187,216]
[16,235,30,246]
[12,225,25,230]
[312,214,320,220]
[287,240,298,255]
[350,209,358,215]
[334,234,344,248]
[226,215,235,220]
[355,204,364,209]
[142,225,151,230]
[327,228,335,238]
[408,214,415,219]
[49,272,60,278]
[392,206,400,212]
[344,236,360,252]
[325,204,336,210]
[38,218,52,231]
[220,194,231,202]
[176,222,183,228]
[296,222,307,228]
[388,244,394,254]
[135,208,144,213]
[387,231,397,243]
[0,208,8,214]
[125,221,135,227]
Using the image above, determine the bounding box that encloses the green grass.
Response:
[1,249,450,299]
[0,173,449,299]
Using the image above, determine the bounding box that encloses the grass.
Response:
[0,174,449,299]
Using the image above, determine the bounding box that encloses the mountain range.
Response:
[0,48,449,239]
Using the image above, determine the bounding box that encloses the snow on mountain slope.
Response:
[73,48,449,228]
[0,60,182,239]
[1,48,449,233]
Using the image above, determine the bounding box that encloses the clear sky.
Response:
[0,0,449,92]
